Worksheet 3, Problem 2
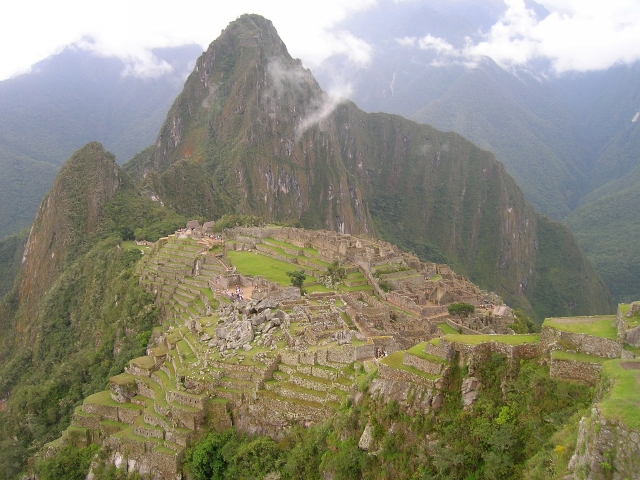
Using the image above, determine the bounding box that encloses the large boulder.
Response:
[216,320,254,349]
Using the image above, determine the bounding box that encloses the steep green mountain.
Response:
[556,64,640,192]
[0,143,184,477]
[565,179,640,303]
[326,1,639,303]
[0,45,200,239]
[130,14,612,320]
[0,230,28,300]
[324,0,586,221]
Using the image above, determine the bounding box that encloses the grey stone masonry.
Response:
[540,326,623,358]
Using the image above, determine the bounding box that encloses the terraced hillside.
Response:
[43,226,640,479]
[44,226,517,476]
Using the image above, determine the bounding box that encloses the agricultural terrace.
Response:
[543,316,618,340]
[443,334,540,345]
[599,359,640,431]
[550,350,608,365]
[227,246,372,294]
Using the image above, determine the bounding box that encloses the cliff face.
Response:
[132,14,612,318]
[17,142,123,337]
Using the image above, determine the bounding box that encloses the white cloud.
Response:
[296,87,352,142]
[418,34,460,56]
[0,0,375,81]
[397,0,640,74]
[4,1,640,81]
[396,36,417,47]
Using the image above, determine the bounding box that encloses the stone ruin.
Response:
[48,225,522,479]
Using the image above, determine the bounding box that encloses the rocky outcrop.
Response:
[567,406,640,479]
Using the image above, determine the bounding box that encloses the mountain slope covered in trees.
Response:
[0,143,185,478]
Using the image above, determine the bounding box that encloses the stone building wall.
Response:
[445,318,477,335]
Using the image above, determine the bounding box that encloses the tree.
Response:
[190,430,234,480]
[447,302,475,317]
[286,269,306,294]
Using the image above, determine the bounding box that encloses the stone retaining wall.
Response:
[550,358,601,385]
[446,340,541,366]
[424,341,453,361]
[377,363,440,388]
[540,326,622,358]
[403,353,445,375]
[256,394,327,424]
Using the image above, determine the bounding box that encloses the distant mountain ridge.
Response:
[323,1,640,302]
[128,14,613,320]
[0,44,201,239]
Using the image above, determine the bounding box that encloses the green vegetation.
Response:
[543,316,618,340]
[0,144,187,478]
[507,308,540,334]
[599,360,640,431]
[528,215,615,321]
[286,270,306,291]
[437,322,459,334]
[34,443,99,480]
[565,178,640,303]
[551,350,608,365]
[179,355,592,479]
[443,334,540,345]
[0,229,28,299]
[448,302,475,317]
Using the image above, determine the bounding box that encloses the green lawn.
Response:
[380,351,440,380]
[443,334,540,345]
[551,350,608,365]
[406,342,447,364]
[599,359,640,431]
[543,316,618,340]
[121,240,150,251]
[437,323,458,335]
[228,250,314,286]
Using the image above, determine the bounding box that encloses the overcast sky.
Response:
[1,0,640,81]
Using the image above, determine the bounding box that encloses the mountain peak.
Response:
[132,16,613,319]
[17,142,123,335]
